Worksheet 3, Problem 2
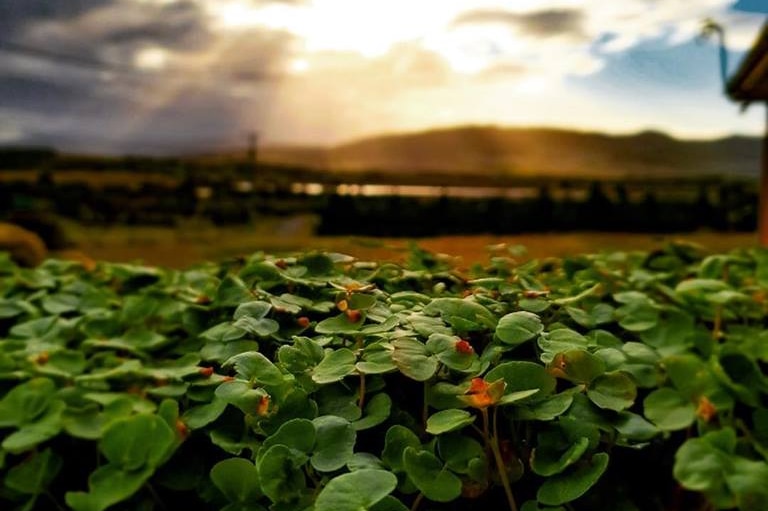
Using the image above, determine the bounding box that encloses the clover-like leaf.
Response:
[223,351,284,386]
[315,469,398,511]
[392,338,438,382]
[644,388,695,431]
[257,444,307,503]
[402,447,462,502]
[311,415,356,472]
[548,350,605,384]
[586,372,637,411]
[426,409,476,435]
[210,457,263,506]
[100,414,176,471]
[382,425,421,472]
[485,361,556,403]
[496,311,543,345]
[313,348,357,384]
[537,453,609,506]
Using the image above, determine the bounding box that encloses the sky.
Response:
[0,0,766,154]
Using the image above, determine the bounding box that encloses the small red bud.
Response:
[275,259,288,269]
[175,419,189,439]
[297,316,311,328]
[455,339,474,354]
[257,395,270,416]
[198,366,214,377]
[345,309,361,322]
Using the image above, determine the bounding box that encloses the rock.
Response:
[0,222,47,266]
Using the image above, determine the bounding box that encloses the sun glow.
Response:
[134,47,169,70]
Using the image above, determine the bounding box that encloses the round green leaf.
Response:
[586,372,637,411]
[315,313,365,334]
[437,434,485,475]
[353,393,392,431]
[426,409,476,435]
[313,348,357,384]
[392,338,438,382]
[673,436,728,492]
[210,458,263,505]
[100,414,176,471]
[548,350,605,384]
[311,415,356,472]
[612,411,660,441]
[537,453,610,506]
[382,425,421,472]
[617,301,659,332]
[485,361,556,403]
[4,447,62,495]
[315,469,397,511]
[402,447,462,503]
[262,418,316,455]
[66,464,153,511]
[224,351,284,386]
[496,311,543,345]
[643,388,695,431]
[257,444,307,503]
[531,437,590,477]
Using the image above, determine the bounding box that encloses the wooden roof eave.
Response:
[727,21,768,102]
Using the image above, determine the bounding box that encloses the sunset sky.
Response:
[0,0,766,153]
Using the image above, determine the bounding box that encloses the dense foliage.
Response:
[0,243,767,511]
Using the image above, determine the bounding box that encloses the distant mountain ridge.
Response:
[259,125,761,179]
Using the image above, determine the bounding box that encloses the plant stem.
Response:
[410,492,424,511]
[712,305,722,340]
[490,406,518,511]
[44,491,67,511]
[358,372,366,410]
[145,482,167,511]
[481,407,491,451]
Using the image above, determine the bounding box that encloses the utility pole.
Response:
[247,131,258,166]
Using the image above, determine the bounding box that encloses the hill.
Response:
[259,126,761,179]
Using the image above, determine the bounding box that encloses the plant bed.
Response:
[0,243,767,511]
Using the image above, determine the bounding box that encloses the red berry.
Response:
[297,316,311,328]
[198,366,214,377]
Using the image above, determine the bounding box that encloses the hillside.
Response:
[259,126,761,179]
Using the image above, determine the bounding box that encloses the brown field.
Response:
[56,219,759,269]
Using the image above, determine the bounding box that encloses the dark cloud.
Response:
[453,8,585,38]
[0,0,116,36]
[0,0,298,153]
[96,1,210,49]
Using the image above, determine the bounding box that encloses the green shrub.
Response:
[0,243,767,510]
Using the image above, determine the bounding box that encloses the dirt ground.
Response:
[56,219,759,269]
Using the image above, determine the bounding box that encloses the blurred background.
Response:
[0,0,767,267]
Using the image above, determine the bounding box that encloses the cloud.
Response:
[453,8,586,39]
[0,0,116,36]
[0,0,766,151]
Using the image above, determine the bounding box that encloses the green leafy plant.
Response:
[0,243,767,510]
